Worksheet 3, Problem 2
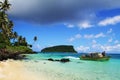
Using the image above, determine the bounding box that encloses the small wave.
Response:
[64,56,79,60]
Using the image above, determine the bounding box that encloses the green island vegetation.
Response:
[0,0,36,61]
[41,45,77,53]
[80,51,110,61]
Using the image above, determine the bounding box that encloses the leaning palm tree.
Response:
[0,0,13,46]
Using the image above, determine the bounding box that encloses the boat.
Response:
[80,51,110,61]
[80,56,110,61]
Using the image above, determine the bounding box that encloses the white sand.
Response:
[0,60,48,80]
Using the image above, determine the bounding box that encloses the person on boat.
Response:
[101,51,106,57]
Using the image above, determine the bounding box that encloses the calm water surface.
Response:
[22,53,120,80]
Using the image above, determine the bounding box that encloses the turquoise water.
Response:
[23,53,120,80]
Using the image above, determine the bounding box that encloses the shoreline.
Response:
[0,48,37,61]
[0,54,120,80]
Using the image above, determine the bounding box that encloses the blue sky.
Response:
[6,0,120,53]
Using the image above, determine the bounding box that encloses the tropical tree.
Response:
[34,36,37,42]
[0,0,32,49]
[0,0,11,11]
[0,0,13,46]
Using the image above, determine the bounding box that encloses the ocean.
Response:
[0,53,120,80]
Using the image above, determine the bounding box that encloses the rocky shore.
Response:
[0,49,26,61]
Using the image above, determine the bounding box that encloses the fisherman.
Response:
[102,51,106,57]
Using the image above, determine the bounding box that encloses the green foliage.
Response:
[0,43,6,48]
[0,0,14,47]
[0,0,32,51]
[41,45,77,53]
[6,46,33,53]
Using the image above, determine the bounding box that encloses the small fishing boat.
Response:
[80,51,110,61]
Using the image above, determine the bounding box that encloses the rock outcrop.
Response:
[47,58,70,63]
[0,49,25,61]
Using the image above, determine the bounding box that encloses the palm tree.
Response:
[13,31,18,43]
[22,37,28,46]
[0,0,13,46]
[34,36,37,42]
[0,0,11,11]
[18,36,22,45]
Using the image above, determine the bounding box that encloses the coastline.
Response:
[0,53,120,80]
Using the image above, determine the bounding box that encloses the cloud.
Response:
[84,34,94,39]
[108,38,113,43]
[91,40,120,52]
[95,32,105,38]
[92,40,97,44]
[100,44,120,52]
[98,15,120,26]
[8,0,120,24]
[76,46,90,52]
[64,23,75,28]
[114,40,119,44]
[67,24,74,28]
[65,21,93,29]
[68,34,82,42]
[107,28,113,34]
[84,32,105,39]
[78,21,93,29]
[82,42,120,53]
[68,37,75,42]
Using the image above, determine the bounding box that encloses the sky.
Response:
[4,0,120,53]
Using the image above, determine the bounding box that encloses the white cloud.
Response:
[98,15,120,26]
[100,44,120,52]
[107,28,113,34]
[68,37,75,42]
[75,34,82,38]
[76,43,120,53]
[84,34,94,39]
[78,21,93,29]
[68,34,82,42]
[92,40,97,44]
[114,40,119,44]
[91,41,120,52]
[108,38,113,43]
[76,46,90,52]
[65,23,75,28]
[84,32,105,39]
[94,32,105,38]
[68,24,74,28]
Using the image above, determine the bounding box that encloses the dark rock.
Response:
[47,58,70,63]
[55,59,60,61]
[0,49,26,61]
[60,58,70,63]
[48,58,54,61]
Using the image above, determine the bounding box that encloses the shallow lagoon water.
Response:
[0,53,120,80]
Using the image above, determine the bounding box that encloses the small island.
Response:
[41,45,77,53]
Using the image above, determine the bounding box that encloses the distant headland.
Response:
[41,45,77,53]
